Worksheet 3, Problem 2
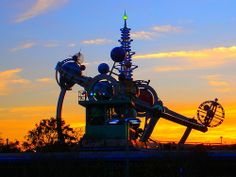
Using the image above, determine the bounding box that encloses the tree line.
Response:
[0,117,84,152]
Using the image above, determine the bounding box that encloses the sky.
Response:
[0,0,236,144]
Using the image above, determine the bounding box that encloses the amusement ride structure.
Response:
[55,13,225,147]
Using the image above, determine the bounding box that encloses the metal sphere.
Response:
[92,81,113,100]
[61,62,82,77]
[197,99,225,127]
[58,62,82,89]
[110,47,126,62]
[98,63,110,74]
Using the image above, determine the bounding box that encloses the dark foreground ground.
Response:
[0,149,236,177]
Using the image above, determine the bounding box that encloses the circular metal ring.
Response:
[86,74,118,101]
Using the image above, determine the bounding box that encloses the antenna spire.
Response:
[117,11,136,80]
[123,11,128,27]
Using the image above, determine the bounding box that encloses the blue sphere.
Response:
[110,47,126,62]
[59,62,82,88]
[98,63,110,74]
[92,81,113,100]
[61,62,82,76]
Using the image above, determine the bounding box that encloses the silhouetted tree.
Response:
[0,139,21,153]
[23,117,82,152]
[0,134,3,146]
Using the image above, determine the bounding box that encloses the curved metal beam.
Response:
[56,88,67,144]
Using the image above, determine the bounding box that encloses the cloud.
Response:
[131,31,154,40]
[204,74,232,93]
[11,79,30,84]
[0,68,22,78]
[15,0,69,23]
[134,49,212,59]
[36,77,52,83]
[134,45,236,72]
[131,25,183,40]
[0,68,30,95]
[152,25,182,33]
[11,41,76,50]
[43,42,59,48]
[155,66,185,72]
[10,42,35,52]
[208,81,229,87]
[134,46,236,59]
[0,69,55,96]
[81,38,113,45]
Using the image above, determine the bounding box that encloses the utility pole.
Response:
[220,136,223,144]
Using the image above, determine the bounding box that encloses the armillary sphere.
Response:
[197,98,225,128]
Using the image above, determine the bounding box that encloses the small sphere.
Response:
[98,63,110,74]
[110,47,126,62]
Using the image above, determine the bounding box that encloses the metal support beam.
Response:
[179,127,192,145]
[140,116,160,142]
[163,107,207,132]
[56,88,66,144]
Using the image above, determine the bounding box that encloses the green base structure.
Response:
[79,99,135,148]
[85,125,128,139]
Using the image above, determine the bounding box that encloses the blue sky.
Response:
[0,0,236,143]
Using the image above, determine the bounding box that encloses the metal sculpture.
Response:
[55,13,225,146]
[197,98,225,128]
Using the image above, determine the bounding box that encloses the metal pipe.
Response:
[163,107,207,132]
[140,115,160,142]
[179,127,192,145]
[56,88,66,144]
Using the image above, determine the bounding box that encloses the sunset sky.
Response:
[1,0,236,144]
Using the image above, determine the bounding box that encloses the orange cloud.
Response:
[134,46,236,59]
[36,77,53,83]
[134,46,236,72]
[135,50,208,59]
[11,79,30,84]
[0,68,30,95]
[0,68,22,78]
[204,74,233,93]
[155,66,184,72]
[15,0,69,23]
[0,105,55,119]
[208,81,229,87]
